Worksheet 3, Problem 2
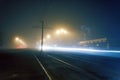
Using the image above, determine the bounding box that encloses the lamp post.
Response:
[41,21,44,53]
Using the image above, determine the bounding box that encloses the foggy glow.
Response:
[60,28,68,34]
[46,34,51,39]
[14,37,27,48]
[17,45,26,49]
[55,28,68,35]
[56,30,61,35]
[43,38,46,42]
[15,37,19,41]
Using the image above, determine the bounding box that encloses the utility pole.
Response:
[41,21,44,53]
[33,20,51,53]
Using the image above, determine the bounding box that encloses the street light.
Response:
[46,34,51,39]
[60,28,64,33]
[33,21,44,52]
[56,30,61,35]
[55,28,68,35]
[14,37,27,47]
[15,37,19,41]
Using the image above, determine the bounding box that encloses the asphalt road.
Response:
[36,51,120,80]
[0,49,120,80]
[0,49,48,80]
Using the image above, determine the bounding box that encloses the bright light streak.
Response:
[37,45,51,51]
[19,39,26,46]
[37,46,120,53]
[14,37,27,47]
[36,45,120,58]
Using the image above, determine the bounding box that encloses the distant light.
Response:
[56,30,61,35]
[56,28,68,35]
[63,30,68,34]
[15,37,19,41]
[60,28,64,33]
[46,34,51,39]
[14,37,27,47]
[17,45,26,49]
[60,28,67,34]
[37,45,51,51]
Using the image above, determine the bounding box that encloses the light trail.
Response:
[36,46,120,57]
[38,46,120,53]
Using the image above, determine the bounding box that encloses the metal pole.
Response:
[41,21,44,53]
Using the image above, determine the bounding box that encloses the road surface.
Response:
[0,49,48,80]
[0,49,120,80]
[36,51,120,80]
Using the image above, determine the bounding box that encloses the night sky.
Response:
[0,0,120,47]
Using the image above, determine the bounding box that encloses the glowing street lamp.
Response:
[14,37,27,47]
[56,30,61,35]
[46,34,51,39]
[60,28,65,33]
[55,28,68,35]
[15,37,19,41]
